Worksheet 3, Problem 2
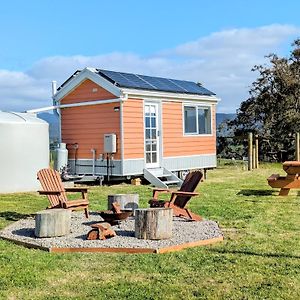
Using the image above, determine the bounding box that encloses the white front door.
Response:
[144,103,160,168]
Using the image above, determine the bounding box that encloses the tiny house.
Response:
[53,67,219,187]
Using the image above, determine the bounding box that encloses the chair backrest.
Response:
[173,170,203,208]
[37,168,67,207]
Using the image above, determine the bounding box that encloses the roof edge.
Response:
[53,68,122,102]
[122,88,220,103]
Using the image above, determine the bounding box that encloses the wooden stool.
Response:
[135,208,173,240]
[35,209,71,238]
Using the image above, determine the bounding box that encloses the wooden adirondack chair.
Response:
[37,168,89,218]
[149,170,203,221]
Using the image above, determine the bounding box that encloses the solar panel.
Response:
[97,69,215,96]
[170,79,212,95]
[139,75,183,93]
[98,70,153,90]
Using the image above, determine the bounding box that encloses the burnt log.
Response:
[87,222,116,240]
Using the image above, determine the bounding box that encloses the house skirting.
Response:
[67,154,216,176]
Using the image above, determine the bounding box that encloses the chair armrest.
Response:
[171,191,199,196]
[65,187,88,192]
[153,188,170,192]
[152,188,171,198]
[38,190,62,195]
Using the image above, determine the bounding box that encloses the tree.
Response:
[228,38,300,161]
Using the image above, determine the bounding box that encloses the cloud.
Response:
[169,24,300,58]
[0,24,299,112]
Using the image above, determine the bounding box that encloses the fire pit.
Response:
[99,210,132,225]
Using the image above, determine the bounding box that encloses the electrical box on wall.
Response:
[104,133,117,153]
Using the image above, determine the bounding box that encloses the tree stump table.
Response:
[108,194,139,215]
[135,208,173,240]
[35,209,71,238]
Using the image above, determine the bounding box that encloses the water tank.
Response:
[0,111,49,193]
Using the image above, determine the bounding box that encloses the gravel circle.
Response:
[0,212,223,250]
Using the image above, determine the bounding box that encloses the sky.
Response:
[1,0,300,113]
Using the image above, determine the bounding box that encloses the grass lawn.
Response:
[0,162,299,299]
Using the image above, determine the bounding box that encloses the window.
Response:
[184,105,212,135]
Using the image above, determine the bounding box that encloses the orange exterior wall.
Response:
[123,99,144,159]
[61,79,116,104]
[60,78,216,164]
[162,102,216,157]
[122,99,216,160]
[60,80,121,159]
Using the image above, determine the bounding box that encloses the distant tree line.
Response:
[218,39,300,161]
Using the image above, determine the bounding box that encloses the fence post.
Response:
[252,145,256,169]
[248,132,253,171]
[296,132,300,161]
[255,135,259,169]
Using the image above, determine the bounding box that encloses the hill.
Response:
[216,113,236,127]
[37,112,59,142]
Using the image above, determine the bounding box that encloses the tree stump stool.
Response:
[135,208,173,240]
[108,194,139,215]
[35,209,71,238]
[87,222,116,240]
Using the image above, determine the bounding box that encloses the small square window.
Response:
[183,105,212,135]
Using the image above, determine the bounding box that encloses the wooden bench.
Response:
[267,174,280,181]
[267,161,300,195]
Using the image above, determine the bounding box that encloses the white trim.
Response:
[144,102,161,168]
[158,100,163,166]
[26,106,58,113]
[122,88,220,103]
[26,98,122,113]
[163,153,216,159]
[58,107,62,142]
[53,67,122,102]
[120,100,124,175]
[142,100,145,167]
[124,158,144,161]
[182,103,213,136]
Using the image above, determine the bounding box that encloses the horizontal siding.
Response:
[61,103,121,159]
[123,99,144,159]
[61,79,116,104]
[163,154,216,170]
[162,102,216,157]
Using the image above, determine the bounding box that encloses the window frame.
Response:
[183,104,213,136]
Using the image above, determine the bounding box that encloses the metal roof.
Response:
[57,68,216,96]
